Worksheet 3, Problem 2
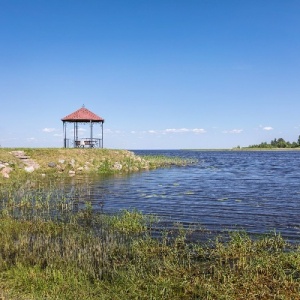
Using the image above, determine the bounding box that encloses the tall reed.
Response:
[0,205,300,299]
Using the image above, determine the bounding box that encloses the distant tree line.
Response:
[249,136,300,148]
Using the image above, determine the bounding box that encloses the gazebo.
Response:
[61,106,104,148]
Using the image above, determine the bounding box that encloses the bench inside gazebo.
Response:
[61,106,104,148]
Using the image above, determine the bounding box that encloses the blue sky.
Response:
[1,0,300,149]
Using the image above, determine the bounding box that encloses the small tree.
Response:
[277,138,286,148]
[271,138,277,146]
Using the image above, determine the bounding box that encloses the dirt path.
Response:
[10,150,40,172]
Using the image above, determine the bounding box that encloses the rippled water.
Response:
[75,150,300,242]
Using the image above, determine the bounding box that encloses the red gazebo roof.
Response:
[61,107,104,122]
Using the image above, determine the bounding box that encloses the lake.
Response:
[73,150,300,242]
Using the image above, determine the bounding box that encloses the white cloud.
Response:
[103,129,125,135]
[192,128,206,134]
[148,130,157,134]
[223,129,243,134]
[143,128,206,134]
[263,126,273,131]
[165,128,189,133]
[43,128,55,133]
[104,128,207,137]
[162,128,206,134]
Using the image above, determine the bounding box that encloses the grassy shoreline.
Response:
[0,210,300,299]
[0,148,192,183]
[234,147,300,151]
[183,147,300,151]
[1,148,300,299]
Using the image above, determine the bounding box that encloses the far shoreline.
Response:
[181,148,300,151]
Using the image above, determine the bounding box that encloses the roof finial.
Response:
[82,104,85,108]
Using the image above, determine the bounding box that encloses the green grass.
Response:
[0,207,300,299]
[0,148,191,183]
[1,149,300,299]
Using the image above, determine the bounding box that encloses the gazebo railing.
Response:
[74,138,102,148]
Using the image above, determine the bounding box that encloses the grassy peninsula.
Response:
[0,148,300,299]
[0,148,192,182]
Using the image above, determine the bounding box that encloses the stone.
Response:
[0,163,5,170]
[113,162,122,170]
[70,159,75,167]
[57,165,65,172]
[58,159,65,164]
[25,166,35,173]
[2,172,9,179]
[48,162,56,168]
[1,167,12,178]
[69,170,76,176]
[10,151,24,157]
